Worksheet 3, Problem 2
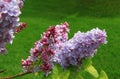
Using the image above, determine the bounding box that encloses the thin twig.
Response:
[0,72,32,79]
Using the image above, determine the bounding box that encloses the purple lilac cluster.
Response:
[22,22,69,74]
[22,22,107,75]
[55,28,107,68]
[0,0,25,54]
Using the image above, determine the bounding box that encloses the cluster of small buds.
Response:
[55,28,107,68]
[0,0,25,54]
[15,22,27,33]
[22,56,33,72]
[53,22,69,43]
[22,22,69,74]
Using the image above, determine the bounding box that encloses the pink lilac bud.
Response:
[22,59,33,72]
[15,22,27,33]
[0,0,25,54]
[0,48,7,54]
[41,62,52,74]
[22,59,32,66]
[19,22,26,29]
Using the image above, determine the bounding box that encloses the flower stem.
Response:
[0,72,32,79]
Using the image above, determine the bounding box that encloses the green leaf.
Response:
[82,58,92,69]
[85,65,99,78]
[48,64,70,79]
[68,66,83,79]
[68,72,83,79]
[59,69,70,79]
[34,72,38,76]
[98,70,108,79]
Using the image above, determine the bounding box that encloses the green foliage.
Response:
[47,64,70,79]
[82,58,92,69]
[23,0,120,17]
[34,72,39,76]
[85,65,99,78]
[38,59,108,79]
[98,70,108,79]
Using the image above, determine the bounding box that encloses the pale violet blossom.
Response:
[0,0,25,54]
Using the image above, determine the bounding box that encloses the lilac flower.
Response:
[22,22,107,76]
[55,28,107,68]
[0,0,25,54]
[22,22,69,74]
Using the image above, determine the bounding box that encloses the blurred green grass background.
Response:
[0,0,120,79]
